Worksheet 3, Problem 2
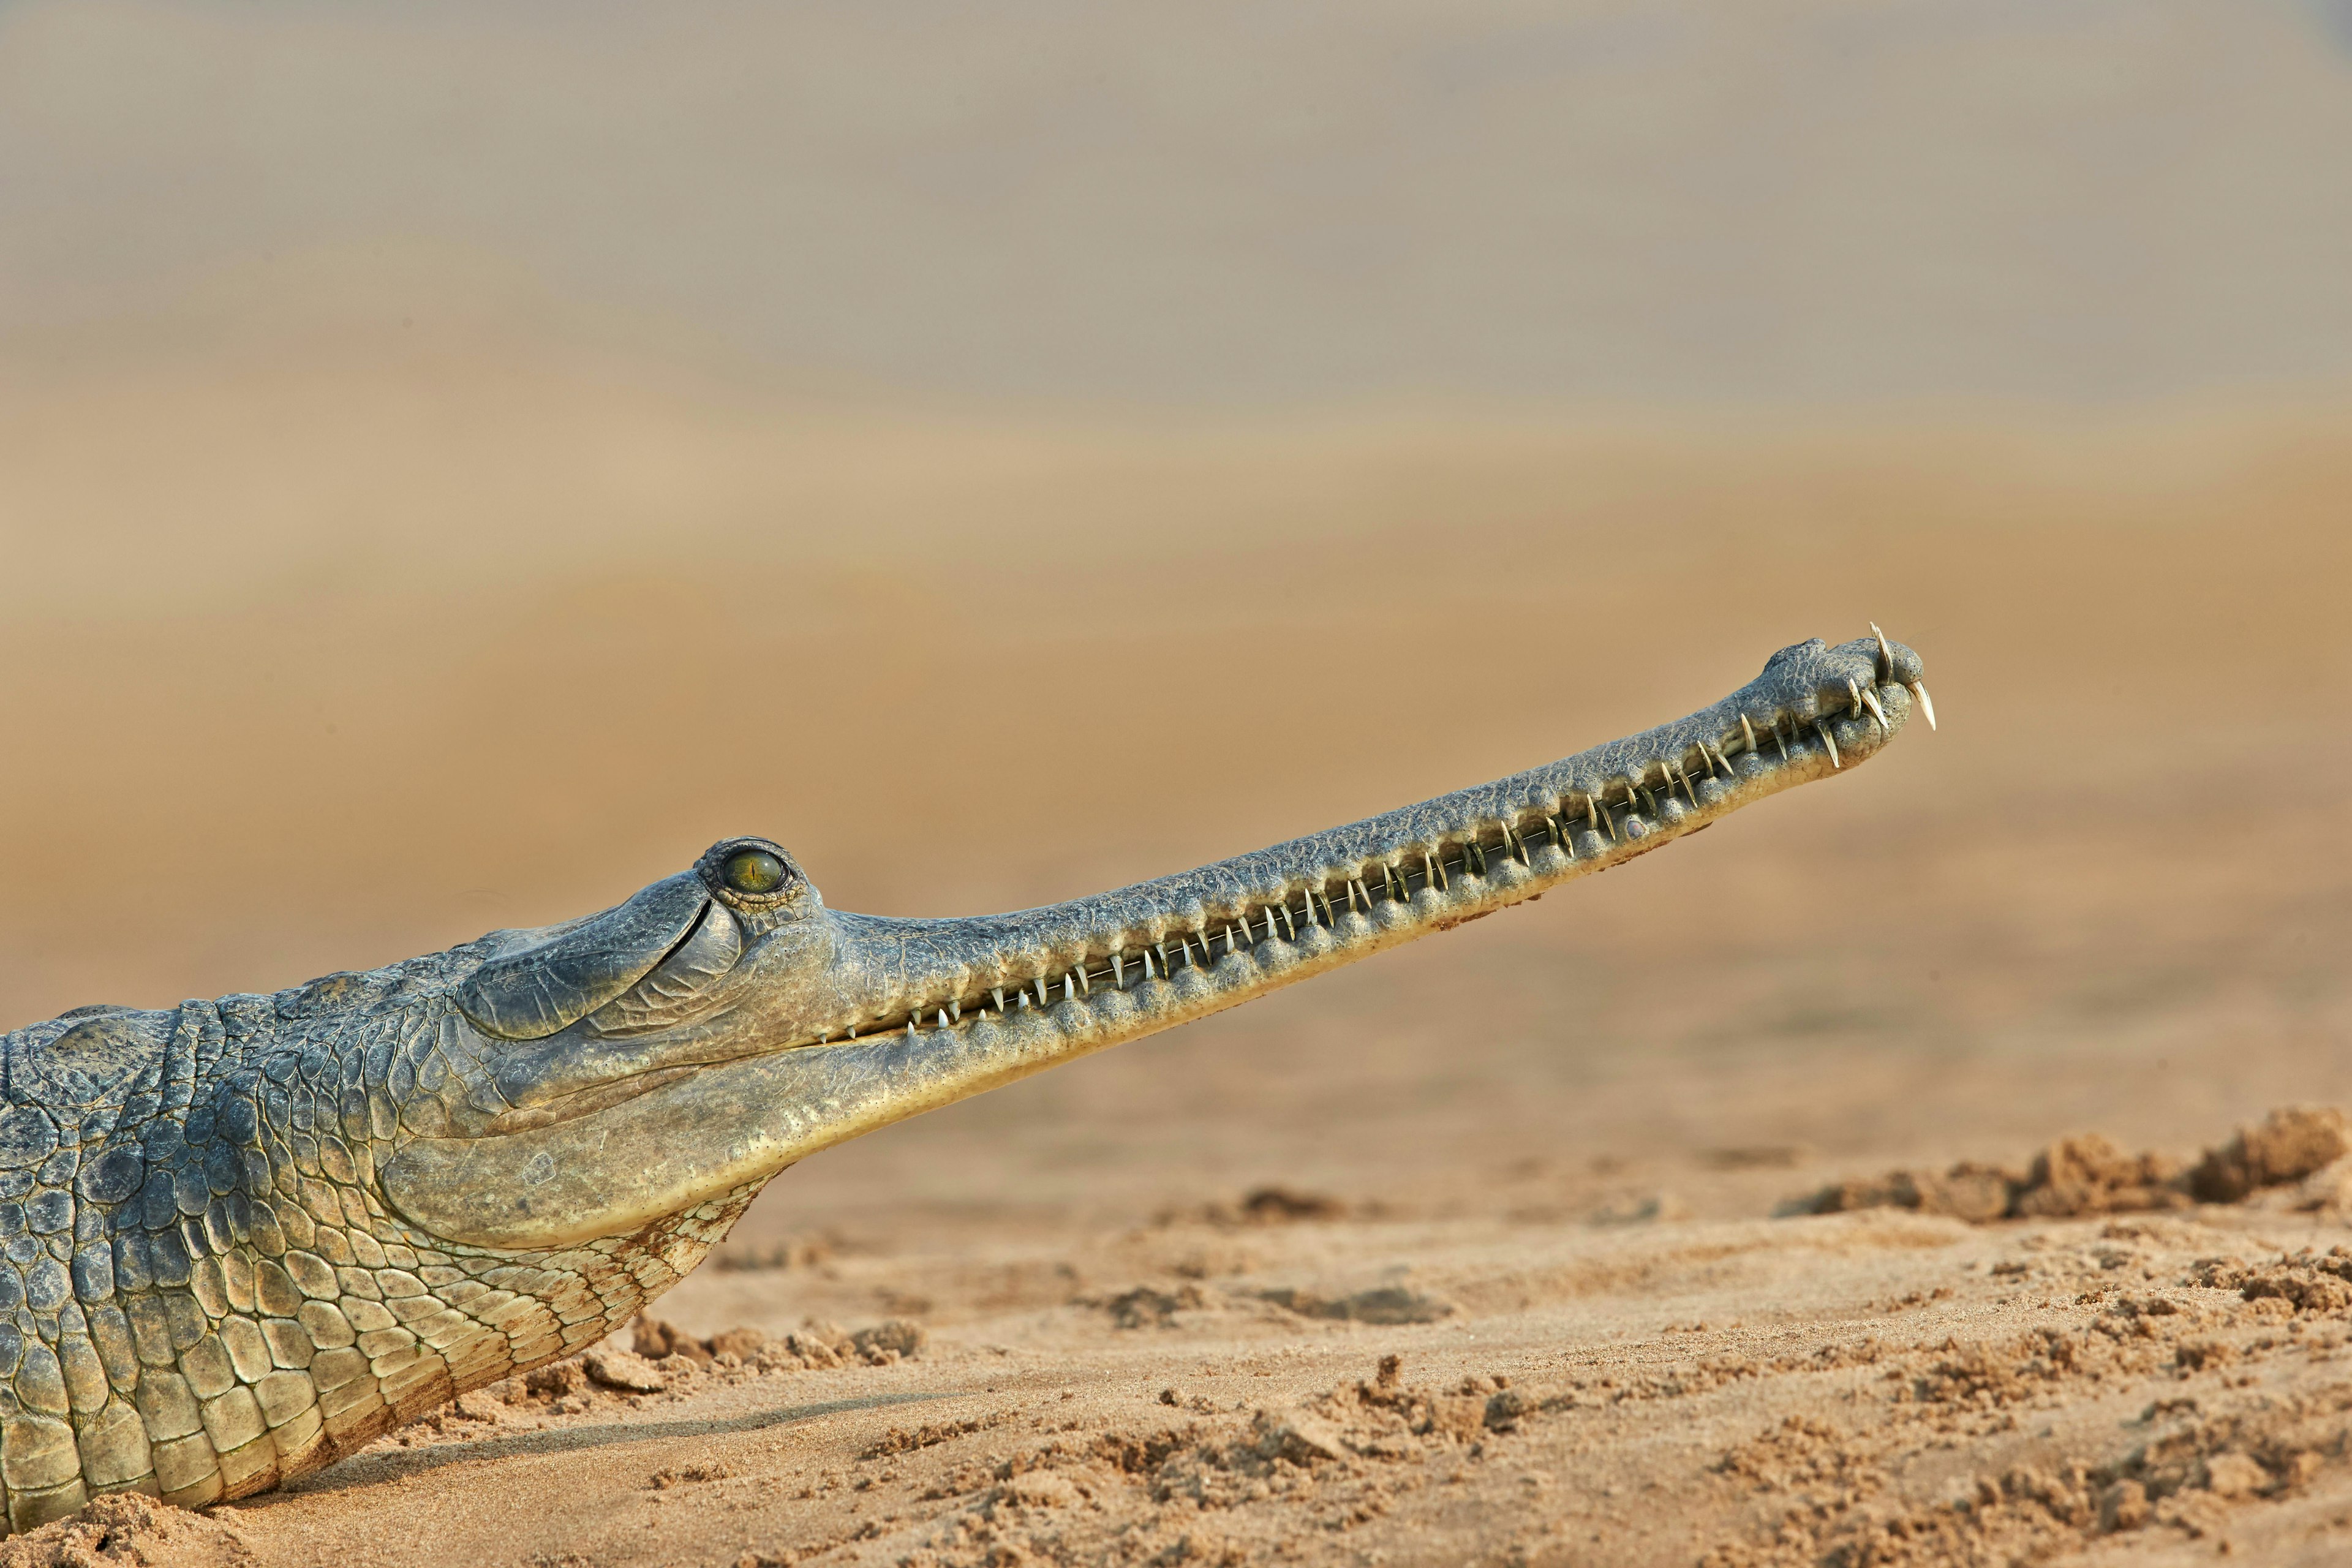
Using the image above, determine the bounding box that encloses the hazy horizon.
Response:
[7,0,2352,409]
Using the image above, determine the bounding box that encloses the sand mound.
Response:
[0,1493,252,1568]
[1795,1106,2352,1223]
[1697,1232,2352,1568]
[888,1354,1531,1568]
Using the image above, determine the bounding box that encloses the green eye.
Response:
[722,848,789,895]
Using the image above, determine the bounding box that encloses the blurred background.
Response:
[2,1,2348,1239]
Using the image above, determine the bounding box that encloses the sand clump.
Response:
[1153,1186,1354,1229]
[1090,1280,1459,1330]
[371,1313,932,1443]
[1250,1284,1459,1325]
[1702,1381,2352,1568]
[1698,1235,2352,1567]
[0,1492,252,1568]
[889,1355,1531,1568]
[1796,1106,2352,1223]
[630,1314,927,1371]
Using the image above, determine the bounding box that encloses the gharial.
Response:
[0,628,1929,1528]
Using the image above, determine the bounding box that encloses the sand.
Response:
[2,339,2350,1562]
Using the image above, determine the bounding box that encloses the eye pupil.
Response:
[722,848,788,895]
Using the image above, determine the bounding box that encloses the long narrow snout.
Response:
[386,632,1930,1248]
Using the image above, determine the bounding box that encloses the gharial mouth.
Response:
[799,630,1933,1051]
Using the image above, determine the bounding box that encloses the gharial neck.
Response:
[388,633,1926,1250]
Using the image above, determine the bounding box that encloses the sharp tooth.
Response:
[848,1025,858,1039]
[1586,794,1601,832]
[937,1009,951,1028]
[1111,954,1125,987]
[1871,621,1894,681]
[1279,902,1298,939]
[1909,680,1937,731]
[1741,714,1758,755]
[950,999,962,1022]
[1846,677,1864,719]
[992,987,1007,1012]
[1815,720,1841,769]
[1773,718,1790,762]
[906,1019,918,1039]
[1423,850,1442,893]
[1034,976,1050,1006]
[1676,763,1698,807]
[1074,966,1090,995]
[1063,975,1076,1001]
[1859,686,1887,733]
[1142,948,1157,978]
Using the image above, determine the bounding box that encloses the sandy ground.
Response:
[2,345,2350,1564]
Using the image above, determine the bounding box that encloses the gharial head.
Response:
[364,630,1931,1260]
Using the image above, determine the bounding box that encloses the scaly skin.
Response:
[0,633,1928,1528]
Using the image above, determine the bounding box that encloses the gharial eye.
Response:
[721,848,790,895]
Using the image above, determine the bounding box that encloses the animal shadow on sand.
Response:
[246,1389,953,1501]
